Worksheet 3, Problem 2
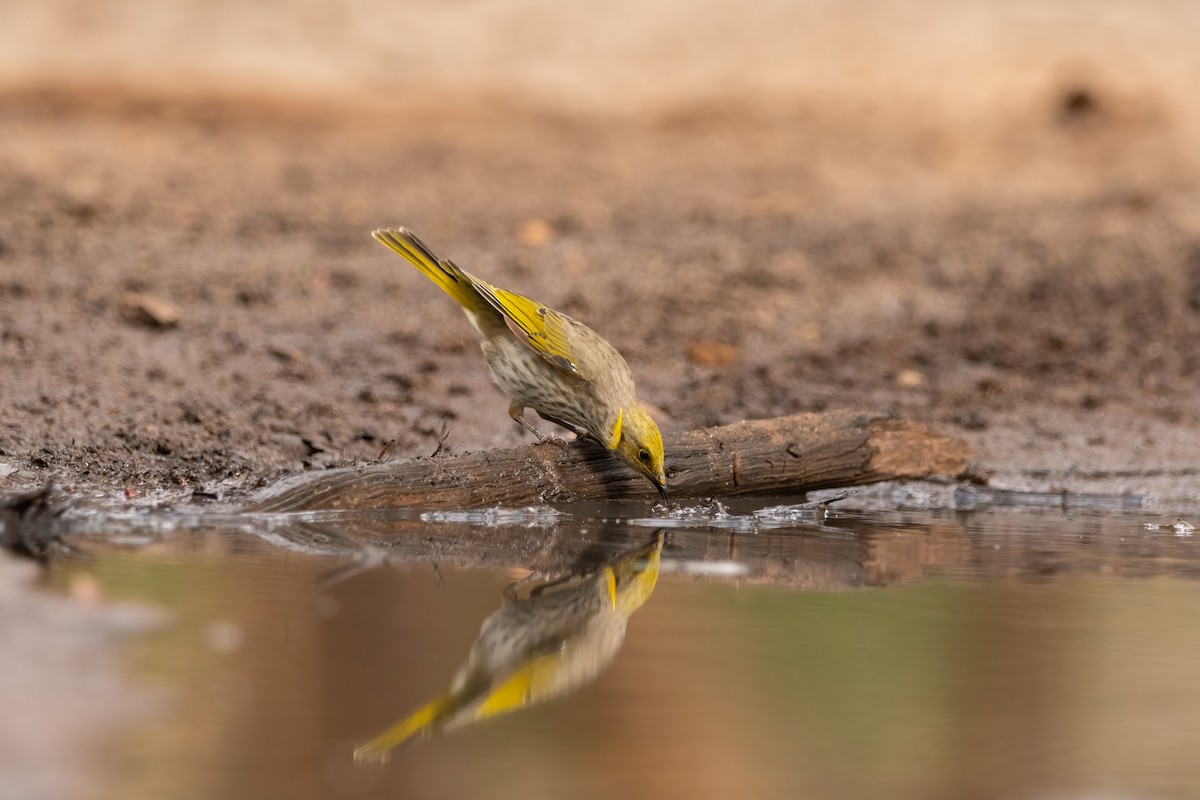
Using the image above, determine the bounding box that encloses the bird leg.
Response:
[504,570,578,602]
[535,411,596,444]
[503,570,542,601]
[509,402,569,447]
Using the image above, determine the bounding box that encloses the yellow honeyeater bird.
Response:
[372,228,668,499]
[354,533,665,761]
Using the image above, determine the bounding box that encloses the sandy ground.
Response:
[1,1,1198,508]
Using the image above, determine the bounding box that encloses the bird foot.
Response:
[505,569,577,601]
[533,434,571,449]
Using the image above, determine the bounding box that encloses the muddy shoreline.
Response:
[1,86,1198,508]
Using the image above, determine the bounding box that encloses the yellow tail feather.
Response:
[372,228,480,312]
[353,694,455,763]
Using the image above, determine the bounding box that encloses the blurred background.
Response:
[5,4,1200,799]
[6,0,1200,121]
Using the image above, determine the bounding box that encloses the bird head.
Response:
[610,405,668,500]
[605,532,665,613]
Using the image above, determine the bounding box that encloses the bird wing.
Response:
[440,651,565,734]
[374,227,589,379]
[468,280,588,379]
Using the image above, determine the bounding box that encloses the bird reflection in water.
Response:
[354,533,665,762]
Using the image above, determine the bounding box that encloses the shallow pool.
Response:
[45,496,1200,799]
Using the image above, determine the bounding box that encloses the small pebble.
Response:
[518,218,554,246]
[119,293,180,329]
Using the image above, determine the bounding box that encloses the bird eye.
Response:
[637,448,651,462]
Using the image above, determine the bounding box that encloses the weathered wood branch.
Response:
[246,410,970,512]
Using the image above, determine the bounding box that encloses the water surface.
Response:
[46,499,1200,799]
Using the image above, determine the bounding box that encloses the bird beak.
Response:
[651,474,670,502]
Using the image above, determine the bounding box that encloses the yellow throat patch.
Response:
[606,409,624,450]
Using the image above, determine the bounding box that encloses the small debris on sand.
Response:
[118,293,181,329]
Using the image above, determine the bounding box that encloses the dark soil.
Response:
[2,85,1198,505]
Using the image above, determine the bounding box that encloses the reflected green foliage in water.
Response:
[730,583,960,765]
[51,555,228,680]
[660,576,1200,799]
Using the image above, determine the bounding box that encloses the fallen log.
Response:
[246,410,970,512]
